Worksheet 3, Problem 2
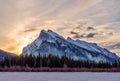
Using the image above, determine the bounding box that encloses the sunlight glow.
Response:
[18,36,33,54]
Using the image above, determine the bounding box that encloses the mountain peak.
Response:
[39,29,48,38]
[22,29,120,63]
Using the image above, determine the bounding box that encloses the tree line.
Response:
[0,54,120,68]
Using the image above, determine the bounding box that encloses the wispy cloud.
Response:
[0,0,120,55]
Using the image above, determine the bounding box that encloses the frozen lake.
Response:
[0,72,120,81]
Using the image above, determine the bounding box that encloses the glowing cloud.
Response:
[0,0,120,56]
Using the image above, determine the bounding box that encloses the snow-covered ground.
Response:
[0,72,120,81]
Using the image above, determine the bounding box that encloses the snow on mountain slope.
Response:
[22,30,120,63]
[0,49,16,61]
[67,37,119,59]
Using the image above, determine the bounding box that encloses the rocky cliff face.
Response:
[22,29,120,63]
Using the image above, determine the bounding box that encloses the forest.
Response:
[0,54,120,72]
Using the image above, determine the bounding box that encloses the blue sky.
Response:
[0,0,120,55]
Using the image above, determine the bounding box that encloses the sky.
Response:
[0,0,120,56]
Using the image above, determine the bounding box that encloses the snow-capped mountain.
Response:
[22,29,120,63]
[0,49,16,61]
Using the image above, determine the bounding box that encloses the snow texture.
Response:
[22,30,120,63]
[0,72,120,81]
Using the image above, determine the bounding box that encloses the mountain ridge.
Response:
[0,49,16,61]
[22,29,120,63]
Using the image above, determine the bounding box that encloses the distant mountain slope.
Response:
[0,49,16,61]
[22,30,120,63]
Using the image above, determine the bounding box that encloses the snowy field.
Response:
[0,72,120,81]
